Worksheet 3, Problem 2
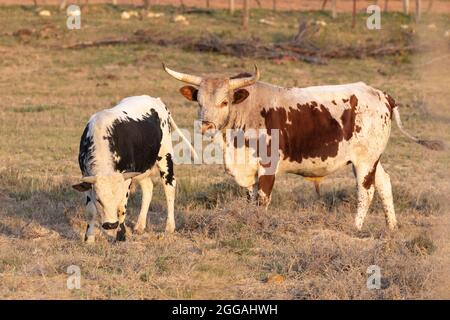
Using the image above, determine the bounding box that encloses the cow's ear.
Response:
[72,182,92,192]
[179,86,198,101]
[233,89,249,104]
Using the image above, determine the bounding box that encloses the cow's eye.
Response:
[221,101,228,107]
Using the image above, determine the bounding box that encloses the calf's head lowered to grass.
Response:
[72,172,141,236]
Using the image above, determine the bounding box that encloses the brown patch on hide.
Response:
[341,94,359,140]
[383,92,397,118]
[260,102,348,163]
[363,159,379,189]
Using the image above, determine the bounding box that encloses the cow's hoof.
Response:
[165,224,175,234]
[116,225,126,241]
[116,234,126,241]
[354,220,364,231]
[133,227,145,235]
[84,235,95,243]
[356,230,371,238]
[388,224,398,231]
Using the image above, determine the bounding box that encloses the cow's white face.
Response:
[93,174,128,227]
[180,79,250,135]
[73,173,130,233]
[197,79,233,134]
[163,64,258,134]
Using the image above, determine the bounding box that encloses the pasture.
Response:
[0,4,449,299]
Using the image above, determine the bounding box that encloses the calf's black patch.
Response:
[165,153,174,185]
[159,153,174,186]
[78,124,95,175]
[106,109,163,173]
[84,225,89,241]
[102,221,119,230]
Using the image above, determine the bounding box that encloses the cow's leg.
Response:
[257,174,276,208]
[133,177,153,234]
[116,180,132,241]
[246,183,258,203]
[257,158,279,208]
[374,162,397,230]
[116,219,127,241]
[84,192,97,243]
[313,180,321,198]
[158,153,176,233]
[353,162,377,230]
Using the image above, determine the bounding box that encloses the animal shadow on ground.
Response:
[0,168,441,243]
[127,179,245,233]
[0,172,82,240]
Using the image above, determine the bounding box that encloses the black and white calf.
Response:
[72,95,193,242]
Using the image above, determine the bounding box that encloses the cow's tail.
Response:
[168,115,199,162]
[393,107,445,151]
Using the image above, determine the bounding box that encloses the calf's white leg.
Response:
[116,180,132,241]
[157,153,176,233]
[133,177,153,234]
[84,192,97,243]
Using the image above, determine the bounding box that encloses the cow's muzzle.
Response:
[201,121,216,134]
[102,221,119,230]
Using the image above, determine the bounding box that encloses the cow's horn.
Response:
[229,65,260,90]
[122,172,141,180]
[162,63,202,86]
[81,176,97,184]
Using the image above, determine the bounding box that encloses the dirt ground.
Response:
[2,0,450,14]
[0,5,449,299]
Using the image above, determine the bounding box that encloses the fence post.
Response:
[403,0,410,14]
[352,0,356,28]
[60,0,67,10]
[415,0,422,21]
[243,0,249,29]
[426,0,434,13]
[332,0,337,19]
[229,0,235,15]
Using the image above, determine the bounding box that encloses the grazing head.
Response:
[163,63,260,134]
[72,172,140,232]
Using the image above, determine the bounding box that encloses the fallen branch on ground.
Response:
[57,29,422,65]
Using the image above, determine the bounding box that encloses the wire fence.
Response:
[1,0,444,13]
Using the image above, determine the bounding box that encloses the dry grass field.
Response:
[0,4,449,299]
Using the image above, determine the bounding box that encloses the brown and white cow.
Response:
[163,64,443,231]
